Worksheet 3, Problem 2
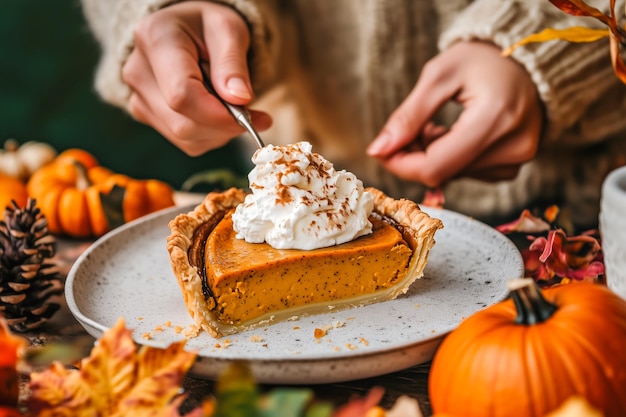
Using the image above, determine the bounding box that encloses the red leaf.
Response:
[420,188,444,209]
[523,228,604,285]
[496,209,551,234]
[332,387,385,417]
[548,0,615,27]
[539,230,558,263]
[609,34,626,84]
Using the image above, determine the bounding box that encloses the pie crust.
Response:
[167,187,443,337]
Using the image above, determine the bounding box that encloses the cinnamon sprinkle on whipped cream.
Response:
[232,141,373,250]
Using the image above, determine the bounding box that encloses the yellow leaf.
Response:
[502,26,609,56]
[28,362,93,417]
[27,318,198,417]
[78,319,138,412]
[115,341,196,415]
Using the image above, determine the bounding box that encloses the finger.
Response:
[130,10,219,123]
[131,85,272,155]
[414,74,542,183]
[403,122,447,152]
[125,51,161,125]
[125,49,235,127]
[125,51,244,153]
[378,102,504,186]
[202,8,253,104]
[129,90,212,155]
[129,89,229,156]
[419,122,448,148]
[460,125,540,173]
[452,97,542,176]
[127,45,273,149]
[378,104,540,187]
[368,59,460,157]
[127,92,151,126]
[245,110,274,133]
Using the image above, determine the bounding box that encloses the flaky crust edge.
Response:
[366,187,443,298]
[167,187,443,338]
[167,188,247,338]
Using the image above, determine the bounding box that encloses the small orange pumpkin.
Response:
[26,149,175,237]
[54,147,99,170]
[429,279,626,417]
[0,173,28,219]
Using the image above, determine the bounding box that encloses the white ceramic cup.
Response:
[599,165,626,299]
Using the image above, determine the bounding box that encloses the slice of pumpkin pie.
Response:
[167,142,443,337]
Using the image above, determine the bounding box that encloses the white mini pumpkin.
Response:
[0,139,57,181]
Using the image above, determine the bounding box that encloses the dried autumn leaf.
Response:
[498,207,605,287]
[27,318,200,417]
[609,33,626,84]
[504,0,626,85]
[420,188,444,209]
[332,386,385,417]
[548,0,616,26]
[524,229,604,286]
[543,205,560,224]
[502,26,610,56]
[495,209,551,234]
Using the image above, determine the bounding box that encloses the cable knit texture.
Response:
[80,0,626,224]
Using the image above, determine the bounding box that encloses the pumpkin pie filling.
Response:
[168,186,442,337]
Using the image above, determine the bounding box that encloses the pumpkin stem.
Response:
[73,160,91,191]
[4,138,19,152]
[508,278,558,325]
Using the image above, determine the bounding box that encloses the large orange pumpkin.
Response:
[429,279,626,417]
[26,149,175,238]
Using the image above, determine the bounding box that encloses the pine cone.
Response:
[0,199,62,332]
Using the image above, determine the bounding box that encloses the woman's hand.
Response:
[123,1,272,155]
[367,41,542,187]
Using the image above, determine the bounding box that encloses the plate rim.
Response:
[65,203,523,381]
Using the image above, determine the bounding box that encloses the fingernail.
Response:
[226,77,252,100]
[367,133,389,156]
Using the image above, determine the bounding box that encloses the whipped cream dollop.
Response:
[232,141,374,250]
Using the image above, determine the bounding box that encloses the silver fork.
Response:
[199,61,265,149]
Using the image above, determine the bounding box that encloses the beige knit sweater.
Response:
[81,0,626,225]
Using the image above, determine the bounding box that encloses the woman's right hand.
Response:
[123,1,272,155]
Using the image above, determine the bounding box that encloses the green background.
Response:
[1,0,249,190]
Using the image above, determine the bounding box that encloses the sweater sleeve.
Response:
[437,0,626,146]
[80,0,280,110]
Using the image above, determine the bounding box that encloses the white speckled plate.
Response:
[66,204,523,384]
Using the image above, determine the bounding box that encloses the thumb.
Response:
[367,105,423,158]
